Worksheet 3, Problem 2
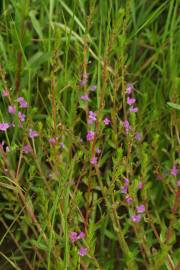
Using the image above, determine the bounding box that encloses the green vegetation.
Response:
[0,0,179,269]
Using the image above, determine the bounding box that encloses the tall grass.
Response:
[0,0,179,269]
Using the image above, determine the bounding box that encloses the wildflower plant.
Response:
[0,1,179,270]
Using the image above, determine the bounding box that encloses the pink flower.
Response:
[177,180,180,187]
[131,214,141,222]
[126,83,134,94]
[124,178,129,185]
[127,97,136,105]
[171,166,178,176]
[135,133,142,141]
[70,232,78,243]
[125,196,133,204]
[18,112,26,122]
[78,247,87,257]
[88,111,96,124]
[79,74,88,86]
[0,123,9,131]
[121,185,128,194]
[2,89,9,97]
[23,144,32,154]
[60,142,65,148]
[29,129,39,138]
[79,80,87,86]
[136,204,145,213]
[80,94,90,101]
[86,131,95,141]
[48,137,57,145]
[96,148,101,154]
[123,120,130,134]
[103,117,111,125]
[129,106,138,113]
[90,156,97,165]
[83,73,88,80]
[78,232,85,239]
[90,85,97,91]
[17,97,28,108]
[137,182,144,190]
[8,105,16,114]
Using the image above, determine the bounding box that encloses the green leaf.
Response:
[29,10,43,40]
[167,102,180,110]
[28,52,49,68]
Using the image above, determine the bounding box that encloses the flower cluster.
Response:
[170,165,180,187]
[121,178,133,203]
[131,204,145,223]
[126,84,138,113]
[88,111,96,125]
[122,83,143,140]
[120,176,145,222]
[123,120,130,134]
[70,231,87,257]
[171,165,178,177]
[1,92,40,155]
[80,76,111,164]
[1,93,28,130]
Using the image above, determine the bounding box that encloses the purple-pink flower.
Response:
[125,196,133,204]
[18,112,26,122]
[79,80,87,86]
[17,97,28,108]
[70,232,78,243]
[177,180,180,187]
[86,131,95,141]
[135,133,142,141]
[2,89,9,97]
[127,97,136,105]
[79,73,88,86]
[136,204,145,213]
[96,148,101,154]
[29,129,39,138]
[90,85,97,91]
[129,106,138,113]
[88,111,96,124]
[80,94,90,101]
[48,137,57,145]
[121,185,128,194]
[0,123,9,131]
[90,156,97,165]
[78,247,87,257]
[60,142,65,148]
[137,182,144,190]
[171,166,178,176]
[103,117,111,125]
[131,214,141,223]
[126,83,134,95]
[78,232,85,239]
[23,144,32,154]
[8,105,16,114]
[123,120,130,134]
[124,178,129,186]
